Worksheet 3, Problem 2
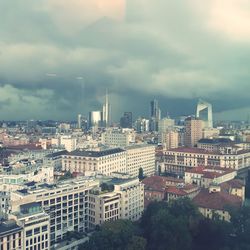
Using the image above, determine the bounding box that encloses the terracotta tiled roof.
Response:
[193,189,242,211]
[142,176,183,192]
[220,179,245,191]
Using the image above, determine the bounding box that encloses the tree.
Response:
[59,171,73,181]
[80,220,145,250]
[138,167,144,180]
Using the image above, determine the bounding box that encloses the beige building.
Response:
[101,128,132,148]
[184,117,203,147]
[160,131,179,150]
[161,147,250,176]
[9,178,99,246]
[158,118,175,133]
[9,203,50,250]
[0,220,23,250]
[62,148,127,176]
[125,144,155,178]
[185,167,237,188]
[193,185,242,221]
[89,178,144,228]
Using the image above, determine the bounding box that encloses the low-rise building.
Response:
[166,184,200,202]
[193,185,242,221]
[185,167,237,188]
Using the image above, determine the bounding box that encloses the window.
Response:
[34,228,40,234]
[26,230,32,237]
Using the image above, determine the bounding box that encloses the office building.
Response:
[120,112,132,128]
[9,178,99,246]
[101,128,130,148]
[160,147,250,176]
[150,99,161,131]
[135,117,150,133]
[62,148,127,176]
[125,144,156,178]
[196,99,213,128]
[102,90,111,127]
[184,117,203,147]
[88,111,102,128]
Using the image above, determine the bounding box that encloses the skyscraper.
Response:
[150,99,161,131]
[196,99,213,128]
[89,111,102,128]
[77,114,82,129]
[120,112,133,128]
[102,90,111,127]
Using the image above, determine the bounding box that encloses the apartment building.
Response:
[0,220,23,250]
[101,129,130,148]
[9,178,99,246]
[184,117,203,147]
[62,148,127,176]
[89,192,121,229]
[193,184,242,222]
[88,178,144,228]
[160,147,250,176]
[125,144,155,178]
[160,131,179,150]
[113,178,144,221]
[9,202,50,250]
[0,166,54,192]
[185,167,237,188]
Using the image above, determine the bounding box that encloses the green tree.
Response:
[80,220,145,250]
[59,171,73,181]
[230,206,250,249]
[138,167,144,180]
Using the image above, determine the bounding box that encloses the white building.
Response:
[60,136,77,152]
[101,128,130,148]
[125,144,156,178]
[9,203,50,250]
[62,148,127,176]
[89,177,144,228]
[9,178,99,246]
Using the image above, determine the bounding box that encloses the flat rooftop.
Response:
[0,220,22,236]
[65,148,125,157]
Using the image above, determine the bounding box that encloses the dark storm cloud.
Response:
[0,0,250,120]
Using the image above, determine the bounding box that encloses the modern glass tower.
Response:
[196,99,213,128]
[102,90,111,127]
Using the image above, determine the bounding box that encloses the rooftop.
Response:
[65,148,125,157]
[46,150,68,158]
[142,176,184,192]
[0,220,22,236]
[193,189,242,211]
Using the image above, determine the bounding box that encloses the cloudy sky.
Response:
[0,0,250,121]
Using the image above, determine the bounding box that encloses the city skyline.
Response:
[0,1,250,120]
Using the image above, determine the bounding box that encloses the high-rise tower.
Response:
[149,99,161,131]
[102,90,111,127]
[196,99,213,128]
